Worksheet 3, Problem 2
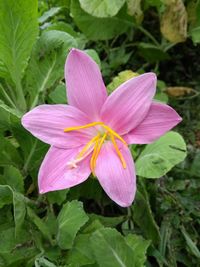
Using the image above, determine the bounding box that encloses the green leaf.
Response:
[181,226,200,258]
[27,207,53,244]
[0,185,12,208]
[90,228,135,267]
[136,131,187,178]
[0,185,26,236]
[138,42,170,63]
[71,0,132,40]
[0,135,22,168]
[57,200,89,249]
[39,7,62,24]
[25,30,77,109]
[47,189,68,205]
[66,234,95,266]
[0,100,22,118]
[1,166,24,193]
[79,0,125,18]
[84,49,101,68]
[13,192,26,236]
[48,83,67,104]
[125,234,151,266]
[131,185,160,245]
[0,0,38,109]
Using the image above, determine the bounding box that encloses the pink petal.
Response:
[22,104,94,148]
[65,48,107,120]
[124,102,182,144]
[95,142,136,207]
[39,146,91,193]
[100,73,157,135]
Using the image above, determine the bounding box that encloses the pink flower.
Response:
[22,48,182,207]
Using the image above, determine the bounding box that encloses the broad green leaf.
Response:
[66,234,95,266]
[190,151,200,177]
[47,189,68,205]
[160,0,187,43]
[89,214,125,228]
[125,234,151,266]
[48,83,67,104]
[131,188,160,245]
[90,228,135,267]
[71,0,132,40]
[0,185,12,208]
[138,42,170,62]
[79,0,125,18]
[136,131,187,178]
[57,200,89,249]
[1,166,24,193]
[0,0,38,109]
[25,30,77,109]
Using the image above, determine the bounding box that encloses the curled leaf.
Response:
[160,0,187,43]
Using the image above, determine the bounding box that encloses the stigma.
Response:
[64,121,127,174]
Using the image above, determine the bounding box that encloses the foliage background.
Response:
[0,0,200,266]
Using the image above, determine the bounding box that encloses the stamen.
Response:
[110,133,126,169]
[101,125,127,146]
[90,136,101,175]
[90,132,108,174]
[77,134,100,159]
[64,121,103,132]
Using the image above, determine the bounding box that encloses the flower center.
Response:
[64,122,127,174]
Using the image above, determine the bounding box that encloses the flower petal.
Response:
[65,48,107,120]
[124,102,182,144]
[22,104,94,148]
[95,142,136,207]
[39,146,91,193]
[100,73,156,135]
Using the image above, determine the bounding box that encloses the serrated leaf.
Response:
[79,0,125,18]
[136,131,187,178]
[25,30,77,109]
[71,0,132,40]
[57,200,89,249]
[160,0,187,43]
[90,228,135,267]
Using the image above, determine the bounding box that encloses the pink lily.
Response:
[22,48,182,207]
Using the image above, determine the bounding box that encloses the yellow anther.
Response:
[90,136,101,175]
[110,133,126,169]
[64,121,127,173]
[90,132,108,174]
[64,121,103,132]
[77,134,100,159]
